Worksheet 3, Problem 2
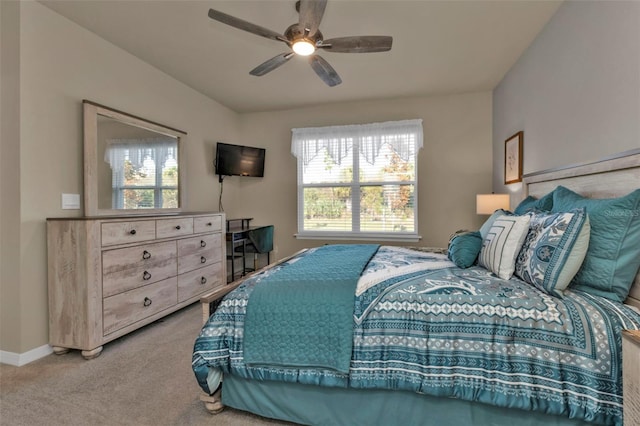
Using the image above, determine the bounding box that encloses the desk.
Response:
[226,219,273,283]
[226,226,253,282]
[226,217,253,232]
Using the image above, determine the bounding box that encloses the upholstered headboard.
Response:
[522,149,640,310]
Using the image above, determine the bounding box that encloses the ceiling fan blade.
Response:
[320,36,393,53]
[249,52,295,76]
[309,55,341,87]
[298,0,327,38]
[208,8,288,44]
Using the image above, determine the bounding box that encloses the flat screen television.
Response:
[215,142,266,179]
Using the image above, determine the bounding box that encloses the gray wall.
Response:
[493,0,640,204]
[0,1,239,357]
[235,92,493,261]
[0,0,23,357]
[1,2,493,360]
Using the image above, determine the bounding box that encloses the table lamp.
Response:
[476,194,510,215]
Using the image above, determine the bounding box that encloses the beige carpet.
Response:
[0,303,294,426]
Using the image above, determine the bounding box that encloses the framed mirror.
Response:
[83,100,186,216]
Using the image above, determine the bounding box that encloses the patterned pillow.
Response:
[478,215,531,280]
[515,209,590,297]
[479,209,511,240]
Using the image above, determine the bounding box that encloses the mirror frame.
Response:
[83,100,187,216]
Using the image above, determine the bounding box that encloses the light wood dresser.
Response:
[623,330,640,426]
[47,212,225,359]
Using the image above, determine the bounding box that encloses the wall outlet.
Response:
[61,193,81,210]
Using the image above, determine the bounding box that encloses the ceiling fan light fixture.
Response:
[208,1,393,86]
[292,39,316,56]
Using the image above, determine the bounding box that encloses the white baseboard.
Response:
[0,344,53,366]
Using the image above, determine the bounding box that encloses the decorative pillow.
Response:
[514,208,590,297]
[552,186,640,302]
[479,209,511,240]
[448,231,483,268]
[478,215,531,280]
[514,190,554,215]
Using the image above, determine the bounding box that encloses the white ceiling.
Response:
[40,0,562,113]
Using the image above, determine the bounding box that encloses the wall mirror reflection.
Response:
[83,100,186,216]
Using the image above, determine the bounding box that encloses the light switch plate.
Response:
[61,193,81,210]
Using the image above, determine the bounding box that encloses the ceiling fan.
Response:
[207,0,393,87]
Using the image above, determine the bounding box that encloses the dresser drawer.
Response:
[102,241,176,275]
[177,233,221,256]
[103,256,177,297]
[194,215,222,234]
[177,248,219,275]
[101,220,156,246]
[103,277,178,335]
[156,217,193,239]
[177,263,223,302]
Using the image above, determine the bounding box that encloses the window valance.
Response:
[104,137,177,172]
[291,119,423,166]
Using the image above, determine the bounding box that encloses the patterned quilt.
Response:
[192,246,640,426]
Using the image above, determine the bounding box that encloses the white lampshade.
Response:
[476,194,510,215]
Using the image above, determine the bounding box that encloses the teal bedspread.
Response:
[193,246,640,425]
[243,244,380,373]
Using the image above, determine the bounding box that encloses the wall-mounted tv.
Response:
[215,142,266,179]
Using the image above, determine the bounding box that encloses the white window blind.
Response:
[291,119,423,240]
[104,137,179,209]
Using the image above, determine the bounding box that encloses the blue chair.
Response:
[235,225,274,272]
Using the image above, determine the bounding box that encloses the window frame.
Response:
[109,144,179,210]
[293,120,422,242]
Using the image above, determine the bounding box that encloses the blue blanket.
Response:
[243,244,380,373]
[193,246,640,425]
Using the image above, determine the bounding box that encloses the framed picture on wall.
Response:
[504,131,523,184]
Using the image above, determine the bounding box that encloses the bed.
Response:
[192,149,640,426]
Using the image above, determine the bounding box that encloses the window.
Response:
[104,138,179,209]
[291,119,423,240]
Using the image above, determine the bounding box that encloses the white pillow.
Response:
[479,215,531,280]
[478,209,510,240]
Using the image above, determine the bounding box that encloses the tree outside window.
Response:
[292,120,422,240]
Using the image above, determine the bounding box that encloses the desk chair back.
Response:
[247,225,274,254]
[238,225,274,271]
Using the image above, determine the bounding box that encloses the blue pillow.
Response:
[514,190,554,215]
[515,208,590,298]
[551,186,640,302]
[448,231,483,268]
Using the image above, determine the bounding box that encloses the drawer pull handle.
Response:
[143,271,152,281]
[201,256,207,264]
[142,250,151,260]
[200,240,206,248]
[206,222,212,226]
[175,225,181,230]
[143,297,152,307]
[130,229,137,235]
[200,277,207,285]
